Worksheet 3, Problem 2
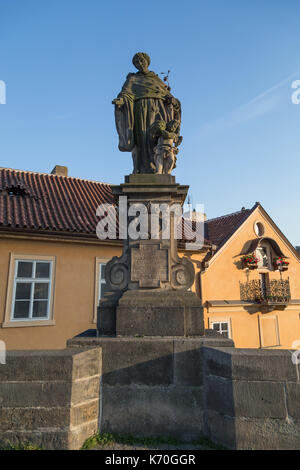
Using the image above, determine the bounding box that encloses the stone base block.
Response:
[0,348,101,450]
[101,385,204,442]
[97,291,123,336]
[67,332,233,441]
[116,289,205,337]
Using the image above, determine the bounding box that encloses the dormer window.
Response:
[6,184,28,197]
[239,237,288,272]
[254,222,265,237]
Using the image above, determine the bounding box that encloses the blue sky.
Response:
[1,0,300,244]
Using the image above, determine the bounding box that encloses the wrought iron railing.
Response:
[240,278,291,304]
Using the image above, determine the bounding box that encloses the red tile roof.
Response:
[205,204,259,252]
[0,167,114,238]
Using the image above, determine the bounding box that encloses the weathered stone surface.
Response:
[203,410,236,449]
[0,350,74,382]
[66,334,300,450]
[117,305,186,336]
[286,382,300,419]
[97,291,123,336]
[71,376,100,405]
[102,174,195,304]
[233,381,286,418]
[116,290,204,337]
[0,376,100,408]
[0,348,101,450]
[184,306,205,337]
[67,330,234,349]
[131,245,168,287]
[234,417,300,450]
[0,420,99,450]
[72,348,101,380]
[0,429,70,450]
[205,410,300,450]
[174,340,204,387]
[205,376,234,416]
[70,400,99,427]
[101,385,204,441]
[203,346,298,382]
[0,381,72,407]
[117,289,202,307]
[68,420,99,450]
[124,174,175,184]
[98,338,174,386]
[0,407,70,431]
[205,376,286,418]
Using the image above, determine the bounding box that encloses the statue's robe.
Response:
[115,71,181,173]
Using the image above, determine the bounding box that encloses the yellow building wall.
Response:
[0,236,121,350]
[201,209,300,349]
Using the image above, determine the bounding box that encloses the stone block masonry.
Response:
[202,347,300,450]
[68,333,300,450]
[0,348,101,450]
[67,333,234,442]
[1,338,299,449]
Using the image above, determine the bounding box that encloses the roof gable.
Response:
[205,202,300,266]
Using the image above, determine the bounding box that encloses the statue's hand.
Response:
[112,97,124,108]
[177,136,183,146]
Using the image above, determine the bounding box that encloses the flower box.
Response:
[273,257,289,271]
[241,254,258,269]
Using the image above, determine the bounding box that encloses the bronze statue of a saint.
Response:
[112,52,182,174]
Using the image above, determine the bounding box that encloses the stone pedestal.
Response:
[67,332,234,441]
[116,290,204,337]
[98,174,203,337]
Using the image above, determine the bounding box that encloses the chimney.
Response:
[51,165,68,177]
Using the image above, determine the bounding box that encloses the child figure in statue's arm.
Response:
[152,120,183,174]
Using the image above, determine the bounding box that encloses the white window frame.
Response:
[209,318,232,339]
[2,254,56,328]
[93,258,108,323]
[11,259,53,321]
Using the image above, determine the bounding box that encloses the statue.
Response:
[112,52,182,174]
[152,119,182,174]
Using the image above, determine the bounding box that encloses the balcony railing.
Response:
[240,278,291,304]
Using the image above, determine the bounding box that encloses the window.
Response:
[210,320,231,338]
[12,260,52,320]
[3,254,56,328]
[260,273,269,300]
[93,258,109,323]
[254,222,265,237]
[98,263,108,304]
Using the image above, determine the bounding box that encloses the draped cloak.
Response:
[115,71,181,173]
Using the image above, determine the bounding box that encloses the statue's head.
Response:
[166,119,180,133]
[156,120,166,132]
[132,52,150,73]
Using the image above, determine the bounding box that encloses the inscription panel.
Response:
[131,245,169,288]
